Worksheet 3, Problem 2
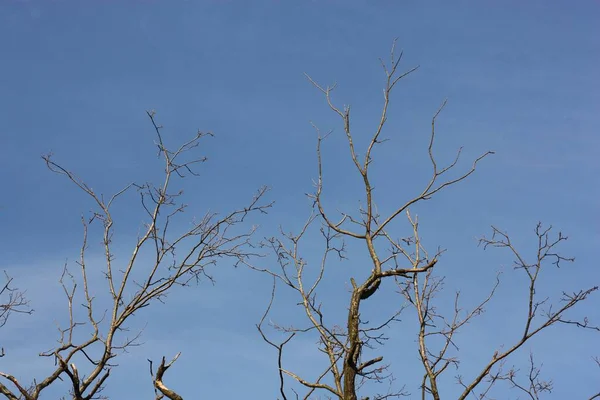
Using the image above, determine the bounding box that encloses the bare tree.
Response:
[254,40,598,400]
[0,111,271,400]
[1,40,596,400]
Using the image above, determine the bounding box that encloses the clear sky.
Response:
[0,1,598,399]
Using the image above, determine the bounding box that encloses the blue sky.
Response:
[0,1,598,398]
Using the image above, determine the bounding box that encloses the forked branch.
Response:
[149,353,183,400]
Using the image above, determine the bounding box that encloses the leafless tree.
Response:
[1,40,597,400]
[253,40,598,400]
[0,111,271,400]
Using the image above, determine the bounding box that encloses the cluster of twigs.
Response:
[0,273,33,358]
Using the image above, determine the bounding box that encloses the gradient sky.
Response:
[1,1,599,399]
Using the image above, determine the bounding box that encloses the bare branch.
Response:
[0,272,33,359]
[149,353,183,400]
[456,224,597,399]
[0,111,270,399]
